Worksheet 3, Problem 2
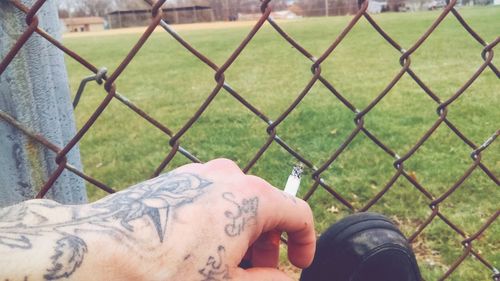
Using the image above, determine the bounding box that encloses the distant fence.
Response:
[107,6,214,28]
[0,0,498,280]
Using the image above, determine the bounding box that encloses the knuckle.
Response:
[244,175,272,191]
[298,198,314,219]
[206,158,242,172]
[172,162,204,175]
[181,162,203,170]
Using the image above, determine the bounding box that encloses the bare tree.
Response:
[200,0,226,20]
[387,0,405,11]
[296,0,357,16]
[119,0,150,9]
[60,0,148,18]
[238,0,289,13]
[58,8,70,18]
[71,0,115,17]
[296,0,325,16]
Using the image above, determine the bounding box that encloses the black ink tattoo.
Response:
[0,203,28,223]
[0,233,31,249]
[199,246,230,281]
[222,192,259,237]
[92,172,212,242]
[44,235,88,280]
[0,173,212,280]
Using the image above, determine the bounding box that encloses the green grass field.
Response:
[63,7,499,280]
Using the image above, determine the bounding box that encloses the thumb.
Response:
[235,267,295,281]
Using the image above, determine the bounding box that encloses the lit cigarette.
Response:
[284,165,303,197]
[271,164,304,246]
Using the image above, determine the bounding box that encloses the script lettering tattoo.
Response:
[198,246,231,281]
[0,173,212,280]
[222,192,259,237]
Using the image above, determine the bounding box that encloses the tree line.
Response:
[59,0,289,19]
[61,0,493,19]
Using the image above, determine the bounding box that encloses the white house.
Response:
[368,1,387,13]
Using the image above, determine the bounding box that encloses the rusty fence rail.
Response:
[0,0,499,280]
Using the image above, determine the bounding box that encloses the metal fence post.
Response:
[0,0,87,207]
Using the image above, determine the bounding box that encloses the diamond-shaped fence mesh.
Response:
[0,0,498,280]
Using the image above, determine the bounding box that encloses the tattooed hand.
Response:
[0,159,315,281]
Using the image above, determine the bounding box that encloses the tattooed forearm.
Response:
[0,173,212,280]
[222,192,259,237]
[198,246,231,281]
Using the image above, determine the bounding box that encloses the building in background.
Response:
[61,17,105,32]
[368,1,388,13]
[238,10,301,21]
[107,5,214,28]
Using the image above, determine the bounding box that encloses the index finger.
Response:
[246,176,316,269]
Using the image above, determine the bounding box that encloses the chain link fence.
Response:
[0,0,498,280]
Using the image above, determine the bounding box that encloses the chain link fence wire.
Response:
[0,0,498,280]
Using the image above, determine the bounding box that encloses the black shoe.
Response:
[300,212,422,281]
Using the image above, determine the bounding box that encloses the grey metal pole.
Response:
[0,0,87,207]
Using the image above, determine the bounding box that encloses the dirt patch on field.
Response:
[62,20,292,39]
